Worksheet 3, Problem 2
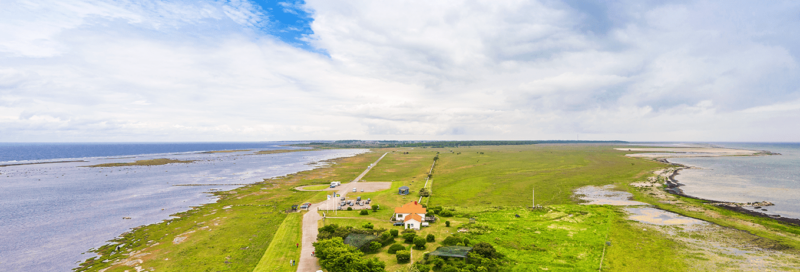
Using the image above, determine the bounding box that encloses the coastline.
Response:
[662,160,800,226]
[72,149,378,272]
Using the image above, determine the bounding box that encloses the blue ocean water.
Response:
[669,142,800,219]
[0,142,302,163]
[0,143,365,271]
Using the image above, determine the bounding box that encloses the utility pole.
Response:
[532,188,535,208]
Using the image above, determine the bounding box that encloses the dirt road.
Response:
[296,152,388,272]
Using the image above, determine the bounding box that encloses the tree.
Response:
[463,238,470,246]
[362,222,374,229]
[369,241,382,253]
[347,207,353,211]
[413,236,426,249]
[388,244,406,254]
[379,232,394,246]
[360,210,369,215]
[426,234,435,242]
[419,188,430,197]
[441,236,462,246]
[445,221,450,227]
[372,204,379,212]
[472,242,498,259]
[402,232,417,243]
[313,237,386,271]
[390,229,399,237]
[396,250,411,263]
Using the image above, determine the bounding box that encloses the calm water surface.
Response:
[0,144,366,271]
[670,143,800,219]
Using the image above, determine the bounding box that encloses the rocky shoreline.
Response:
[660,159,800,227]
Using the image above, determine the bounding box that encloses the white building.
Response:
[394,201,426,230]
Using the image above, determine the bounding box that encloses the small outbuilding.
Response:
[424,246,474,260]
[398,186,410,195]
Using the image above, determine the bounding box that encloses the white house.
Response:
[394,201,426,230]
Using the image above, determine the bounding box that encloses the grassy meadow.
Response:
[75,145,800,272]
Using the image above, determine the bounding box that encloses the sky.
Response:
[1,0,799,142]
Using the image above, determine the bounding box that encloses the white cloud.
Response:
[1,0,799,141]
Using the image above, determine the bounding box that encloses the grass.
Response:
[253,212,303,272]
[428,145,663,207]
[84,158,195,167]
[74,150,382,272]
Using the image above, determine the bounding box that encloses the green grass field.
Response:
[428,145,662,207]
[254,213,303,272]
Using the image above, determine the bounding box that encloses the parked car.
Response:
[357,196,361,201]
[348,201,354,206]
[340,196,345,201]
[393,222,403,226]
[352,188,357,192]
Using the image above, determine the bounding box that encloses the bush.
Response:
[473,242,499,259]
[440,210,453,217]
[413,236,426,249]
[414,263,432,272]
[463,238,470,246]
[442,265,458,272]
[396,250,411,263]
[390,229,399,237]
[402,232,417,243]
[388,244,406,254]
[360,210,369,215]
[426,234,435,242]
[441,236,462,246]
[372,205,379,212]
[379,232,394,246]
[368,241,381,253]
[347,207,353,211]
[362,222,374,229]
[445,221,450,227]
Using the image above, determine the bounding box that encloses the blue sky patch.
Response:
[251,0,318,52]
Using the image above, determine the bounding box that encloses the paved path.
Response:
[296,152,387,272]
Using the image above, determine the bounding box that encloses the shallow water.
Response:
[0,148,367,272]
[625,207,706,226]
[670,143,800,219]
[574,185,647,206]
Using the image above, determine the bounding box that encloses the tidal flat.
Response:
[0,148,367,272]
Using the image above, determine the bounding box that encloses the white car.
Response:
[352,188,357,192]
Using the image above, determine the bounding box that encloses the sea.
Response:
[667,143,800,220]
[0,142,366,272]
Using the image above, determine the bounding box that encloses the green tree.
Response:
[388,244,405,254]
[445,221,450,227]
[362,222,374,229]
[360,210,369,215]
[369,241,382,253]
[372,204,379,212]
[396,250,411,263]
[390,229,399,237]
[472,242,498,259]
[463,238,470,246]
[402,232,417,243]
[426,234,435,242]
[413,236,426,249]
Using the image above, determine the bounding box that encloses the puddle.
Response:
[625,207,707,226]
[574,185,647,205]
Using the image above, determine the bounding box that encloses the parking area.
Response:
[316,182,391,211]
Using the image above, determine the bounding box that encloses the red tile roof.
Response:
[394,202,426,214]
[404,213,423,222]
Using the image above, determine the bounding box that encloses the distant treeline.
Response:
[297,140,626,148]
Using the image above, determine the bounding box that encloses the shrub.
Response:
[347,207,353,211]
[440,210,453,217]
[442,265,458,272]
[360,210,369,215]
[445,221,450,227]
[402,232,417,243]
[368,241,381,253]
[396,250,411,263]
[379,232,394,246]
[414,263,432,272]
[473,242,498,259]
[413,237,426,249]
[372,205,379,212]
[441,236,462,246]
[426,234,435,242]
[388,244,406,254]
[362,222,374,229]
[463,238,470,246]
[390,229,399,237]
